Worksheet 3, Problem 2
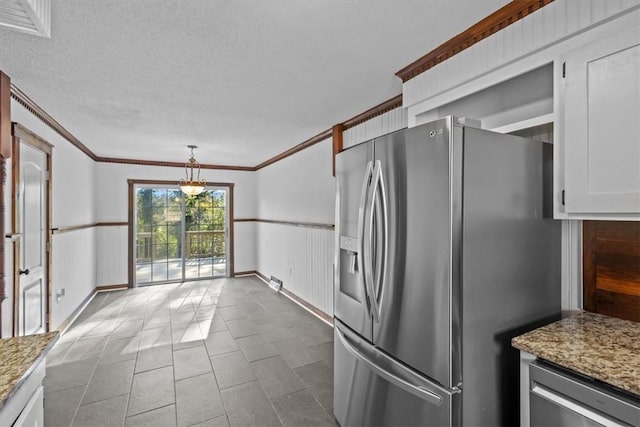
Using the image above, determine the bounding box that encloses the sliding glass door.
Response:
[184,188,228,279]
[134,184,229,285]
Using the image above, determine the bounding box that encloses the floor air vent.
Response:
[269,276,282,292]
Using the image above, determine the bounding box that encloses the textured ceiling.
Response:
[0,0,509,166]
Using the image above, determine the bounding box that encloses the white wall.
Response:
[6,101,97,331]
[94,162,257,286]
[256,138,335,225]
[255,138,336,315]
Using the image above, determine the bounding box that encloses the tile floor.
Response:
[43,276,336,427]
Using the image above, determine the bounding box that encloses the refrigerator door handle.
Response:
[336,322,450,406]
[364,160,382,323]
[374,162,389,319]
[358,160,374,315]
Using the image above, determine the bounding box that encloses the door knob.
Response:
[19,268,30,275]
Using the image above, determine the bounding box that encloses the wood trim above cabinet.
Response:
[583,221,640,322]
[395,0,555,83]
[342,95,403,130]
[332,124,343,177]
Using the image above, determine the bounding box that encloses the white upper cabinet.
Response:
[559,26,640,217]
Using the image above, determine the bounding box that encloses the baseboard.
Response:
[255,271,269,283]
[233,270,257,277]
[56,283,128,335]
[279,287,334,327]
[96,283,129,292]
[252,271,333,327]
[55,290,96,335]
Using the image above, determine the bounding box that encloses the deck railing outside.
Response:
[136,230,226,261]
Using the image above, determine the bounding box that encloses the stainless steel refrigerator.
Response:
[334,116,561,426]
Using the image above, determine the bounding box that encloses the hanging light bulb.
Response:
[179,145,206,196]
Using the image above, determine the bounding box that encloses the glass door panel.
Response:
[184,188,228,280]
[166,189,183,281]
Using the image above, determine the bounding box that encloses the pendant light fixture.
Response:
[179,145,206,196]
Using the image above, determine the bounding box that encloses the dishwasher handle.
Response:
[529,361,640,427]
[531,383,627,427]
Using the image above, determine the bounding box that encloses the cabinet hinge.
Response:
[45,171,50,181]
[562,62,566,78]
[561,190,565,206]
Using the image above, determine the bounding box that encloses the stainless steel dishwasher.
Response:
[529,360,640,427]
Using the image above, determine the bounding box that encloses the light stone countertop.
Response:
[512,311,640,396]
[0,331,59,409]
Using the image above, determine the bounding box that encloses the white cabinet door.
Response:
[561,26,640,215]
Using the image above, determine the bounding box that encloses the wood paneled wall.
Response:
[342,106,407,150]
[583,221,640,322]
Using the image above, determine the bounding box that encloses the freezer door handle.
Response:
[336,322,451,406]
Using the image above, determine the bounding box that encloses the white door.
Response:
[17,142,48,336]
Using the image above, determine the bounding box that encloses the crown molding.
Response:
[8,83,403,174]
[395,0,555,83]
[95,155,254,171]
[11,83,97,160]
[342,94,403,130]
[254,128,333,171]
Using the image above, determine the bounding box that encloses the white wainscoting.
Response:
[256,221,334,317]
[96,225,129,287]
[234,221,257,274]
[343,107,408,149]
[404,0,640,110]
[51,228,96,329]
